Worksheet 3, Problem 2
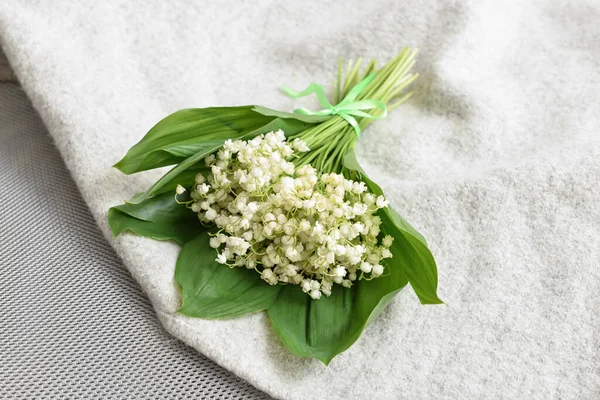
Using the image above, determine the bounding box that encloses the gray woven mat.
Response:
[0,82,269,399]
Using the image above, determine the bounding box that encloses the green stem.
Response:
[291,47,418,176]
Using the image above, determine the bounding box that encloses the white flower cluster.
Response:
[184,130,393,299]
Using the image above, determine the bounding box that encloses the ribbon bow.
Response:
[283,72,387,137]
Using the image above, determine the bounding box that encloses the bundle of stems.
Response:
[289,47,419,174]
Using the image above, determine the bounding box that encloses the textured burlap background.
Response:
[1,1,599,399]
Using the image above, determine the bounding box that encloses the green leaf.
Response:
[379,215,443,305]
[149,164,210,197]
[252,105,331,123]
[114,106,275,174]
[268,285,355,365]
[343,147,442,304]
[342,147,426,245]
[268,256,409,365]
[108,192,203,244]
[128,116,315,204]
[176,232,281,319]
[128,143,220,204]
[266,147,440,365]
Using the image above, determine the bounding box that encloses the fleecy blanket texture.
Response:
[1,1,599,399]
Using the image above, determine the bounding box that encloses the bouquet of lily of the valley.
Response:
[109,47,442,365]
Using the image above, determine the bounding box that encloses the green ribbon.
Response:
[283,72,387,137]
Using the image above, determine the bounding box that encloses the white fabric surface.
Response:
[2,1,599,399]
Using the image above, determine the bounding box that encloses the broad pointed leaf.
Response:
[343,148,426,244]
[128,143,219,204]
[176,232,282,319]
[268,254,409,365]
[150,164,210,197]
[379,216,442,305]
[343,147,442,304]
[108,192,203,244]
[114,106,274,174]
[252,105,331,123]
